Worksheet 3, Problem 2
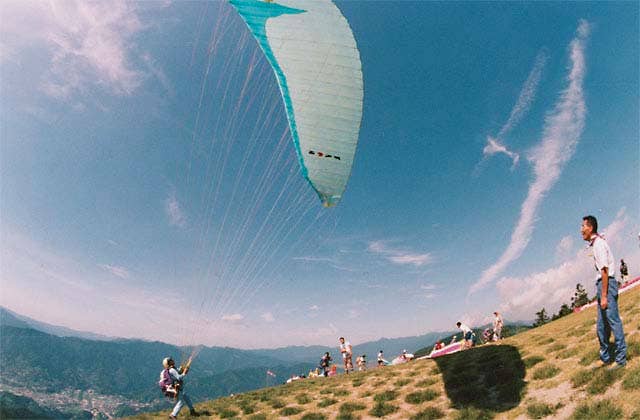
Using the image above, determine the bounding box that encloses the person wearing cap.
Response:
[581,215,627,369]
[338,337,353,373]
[162,357,197,418]
[493,312,504,341]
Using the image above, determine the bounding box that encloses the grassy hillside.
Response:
[132,286,640,419]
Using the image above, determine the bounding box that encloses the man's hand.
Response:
[600,295,608,310]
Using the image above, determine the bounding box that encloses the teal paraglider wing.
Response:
[229,0,363,207]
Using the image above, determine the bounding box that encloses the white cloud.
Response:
[0,0,146,100]
[420,284,437,290]
[309,305,320,311]
[368,241,434,267]
[470,20,590,294]
[555,236,574,259]
[497,210,629,321]
[221,313,244,322]
[483,136,520,168]
[166,192,187,227]
[98,264,131,279]
[261,312,275,323]
[497,49,548,140]
[480,49,548,170]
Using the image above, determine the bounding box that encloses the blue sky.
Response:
[1,0,638,349]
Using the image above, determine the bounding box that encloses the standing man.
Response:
[161,357,197,419]
[619,259,628,284]
[338,337,353,373]
[581,215,627,368]
[493,312,504,341]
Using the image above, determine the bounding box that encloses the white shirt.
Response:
[591,235,615,278]
[458,323,472,334]
[340,341,352,355]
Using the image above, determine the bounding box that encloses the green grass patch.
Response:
[405,389,440,404]
[270,398,286,409]
[373,389,398,402]
[238,402,255,415]
[247,414,267,420]
[368,402,398,417]
[319,388,333,394]
[628,339,640,360]
[571,400,622,419]
[526,401,556,419]
[415,377,438,387]
[570,369,592,388]
[536,337,554,345]
[411,406,446,420]
[218,407,239,418]
[557,347,580,359]
[333,388,350,396]
[351,378,364,387]
[295,393,312,404]
[567,328,589,338]
[339,402,366,414]
[317,398,338,408]
[280,406,303,416]
[547,343,566,352]
[453,407,494,419]
[622,366,640,390]
[300,413,327,420]
[430,366,440,374]
[523,355,545,368]
[630,409,640,420]
[586,368,624,394]
[579,351,599,366]
[532,364,560,380]
[394,378,412,386]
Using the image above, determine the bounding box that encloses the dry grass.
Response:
[128,286,640,419]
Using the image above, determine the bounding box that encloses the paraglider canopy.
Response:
[229,0,364,207]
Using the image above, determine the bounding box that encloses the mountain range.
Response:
[0,307,452,417]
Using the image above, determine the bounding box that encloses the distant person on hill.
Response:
[456,322,475,350]
[356,354,367,371]
[493,311,504,341]
[159,357,197,419]
[319,352,332,376]
[339,337,353,373]
[619,259,628,283]
[581,215,627,368]
[377,350,385,366]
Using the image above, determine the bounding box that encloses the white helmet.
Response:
[162,357,174,368]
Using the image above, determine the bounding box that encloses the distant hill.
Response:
[0,391,92,419]
[0,307,452,417]
[0,307,114,342]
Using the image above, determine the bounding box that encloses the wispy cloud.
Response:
[0,0,145,100]
[98,264,131,279]
[261,312,275,323]
[309,305,320,311]
[166,191,187,227]
[470,20,590,294]
[483,137,520,168]
[497,210,629,321]
[555,235,574,260]
[480,49,548,170]
[221,313,244,322]
[368,241,434,267]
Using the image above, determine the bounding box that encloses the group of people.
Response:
[157,214,629,419]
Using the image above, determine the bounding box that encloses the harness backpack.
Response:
[158,368,180,398]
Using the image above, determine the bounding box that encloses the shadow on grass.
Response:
[435,345,525,412]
